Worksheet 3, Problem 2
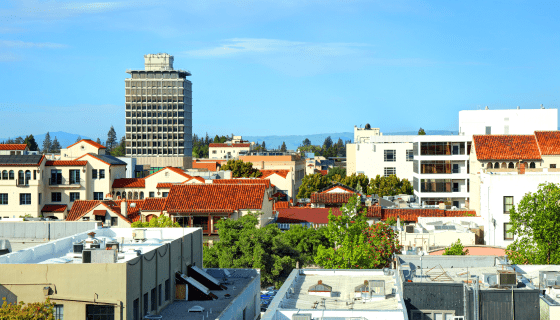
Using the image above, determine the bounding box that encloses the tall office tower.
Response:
[125,53,192,169]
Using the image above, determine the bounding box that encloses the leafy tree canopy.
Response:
[23,135,39,151]
[42,132,51,154]
[297,173,329,198]
[506,182,560,264]
[106,126,117,152]
[280,141,287,152]
[314,195,402,269]
[302,138,311,147]
[418,128,426,135]
[443,239,469,255]
[367,174,413,197]
[49,137,61,153]
[0,297,55,319]
[220,160,262,178]
[131,215,180,228]
[111,136,126,157]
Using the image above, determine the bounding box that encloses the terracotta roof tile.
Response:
[260,170,290,179]
[274,201,290,210]
[366,207,477,222]
[41,204,67,212]
[535,131,560,155]
[142,197,168,211]
[192,161,220,172]
[473,135,541,160]
[66,199,145,223]
[277,208,342,224]
[165,184,267,214]
[209,143,251,148]
[66,139,106,150]
[66,200,100,221]
[213,178,272,189]
[156,183,175,188]
[46,160,87,166]
[112,178,145,188]
[0,144,27,150]
[310,193,354,204]
[143,166,194,180]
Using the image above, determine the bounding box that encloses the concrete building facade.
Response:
[459,107,558,136]
[125,53,193,169]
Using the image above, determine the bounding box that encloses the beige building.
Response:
[125,53,193,169]
[239,154,305,200]
[209,135,254,160]
[0,144,29,155]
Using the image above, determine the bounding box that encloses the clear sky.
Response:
[1,0,559,141]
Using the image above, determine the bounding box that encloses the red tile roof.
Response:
[213,178,272,189]
[165,184,267,214]
[274,201,290,210]
[366,206,477,222]
[66,139,106,150]
[272,191,287,197]
[0,144,27,150]
[209,143,251,148]
[535,131,560,155]
[183,176,205,183]
[143,166,194,180]
[66,200,101,221]
[112,178,145,188]
[277,208,342,224]
[192,161,220,172]
[473,135,541,160]
[66,199,145,223]
[157,183,175,188]
[41,204,67,212]
[142,197,168,211]
[310,193,354,204]
[320,170,328,176]
[93,210,106,216]
[46,160,87,166]
[320,185,356,194]
[260,170,290,179]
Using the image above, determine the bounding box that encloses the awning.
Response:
[93,210,106,216]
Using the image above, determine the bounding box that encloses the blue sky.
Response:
[1,0,559,141]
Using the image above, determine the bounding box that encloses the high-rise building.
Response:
[125,53,192,168]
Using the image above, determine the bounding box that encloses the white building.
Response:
[354,124,382,143]
[459,106,557,136]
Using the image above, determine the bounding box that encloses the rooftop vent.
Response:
[497,270,516,287]
[133,229,146,241]
[309,280,332,292]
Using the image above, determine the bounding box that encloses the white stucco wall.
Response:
[459,108,558,136]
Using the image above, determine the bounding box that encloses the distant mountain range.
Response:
[1,129,458,152]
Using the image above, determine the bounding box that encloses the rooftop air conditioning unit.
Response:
[405,225,414,233]
[497,270,516,287]
[82,249,93,263]
[292,314,312,320]
[133,229,146,241]
[73,242,84,254]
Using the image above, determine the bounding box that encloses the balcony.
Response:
[49,178,84,188]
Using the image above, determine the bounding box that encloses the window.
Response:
[149,192,155,198]
[406,150,413,161]
[384,150,396,162]
[70,192,80,202]
[485,126,491,134]
[1,170,6,179]
[140,192,144,199]
[20,193,31,205]
[504,196,513,214]
[133,299,139,320]
[39,193,41,205]
[452,163,459,173]
[0,194,7,205]
[551,164,557,169]
[52,192,62,202]
[158,284,162,306]
[504,223,514,240]
[92,169,98,179]
[384,167,396,177]
[54,305,63,320]
[69,169,80,184]
[99,169,105,179]
[8,170,14,180]
[93,192,103,200]
[144,293,148,316]
[530,162,536,169]
[151,287,156,311]
[86,304,114,320]
[18,170,24,185]
[162,192,168,197]
[111,217,118,226]
[165,279,170,301]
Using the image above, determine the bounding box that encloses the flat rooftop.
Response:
[0,228,199,264]
[159,268,258,320]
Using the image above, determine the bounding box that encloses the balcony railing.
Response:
[49,178,84,187]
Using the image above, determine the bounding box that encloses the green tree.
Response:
[262,141,266,150]
[283,225,331,267]
[314,195,401,269]
[341,173,369,192]
[302,138,311,147]
[23,135,39,151]
[280,141,287,152]
[418,128,426,135]
[0,297,55,319]
[220,160,262,178]
[323,136,333,149]
[50,137,61,153]
[297,173,329,198]
[506,182,560,264]
[42,132,51,154]
[106,126,117,152]
[443,239,469,255]
[325,167,346,181]
[14,136,24,144]
[75,135,82,143]
[131,215,180,228]
[367,175,413,197]
[96,138,102,145]
[111,136,126,157]
[203,213,296,287]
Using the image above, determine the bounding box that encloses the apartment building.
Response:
[208,135,254,160]
[354,123,382,143]
[125,53,193,169]
[0,144,29,155]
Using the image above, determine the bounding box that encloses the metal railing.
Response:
[49,178,84,186]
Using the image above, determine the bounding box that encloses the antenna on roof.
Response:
[541,104,545,109]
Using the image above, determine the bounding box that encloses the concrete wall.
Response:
[0,221,100,240]
[355,140,414,181]
[458,108,558,136]
[397,255,499,269]
[216,270,261,320]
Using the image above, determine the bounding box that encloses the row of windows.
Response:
[127,134,185,140]
[126,127,184,134]
[383,150,414,162]
[127,80,185,87]
[1,170,38,184]
[130,141,184,147]
[126,104,184,110]
[126,149,184,155]
[126,112,185,118]
[486,162,537,169]
[50,192,80,203]
[129,72,182,79]
[126,96,184,103]
[127,119,185,125]
[133,279,171,320]
[126,88,184,95]
[0,192,102,205]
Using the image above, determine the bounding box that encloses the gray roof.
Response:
[87,153,127,166]
[0,155,43,166]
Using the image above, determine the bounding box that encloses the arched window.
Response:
[128,192,132,199]
[487,163,493,169]
[1,170,6,180]
[121,192,126,199]
[530,162,536,169]
[500,162,506,169]
[8,170,14,180]
[139,192,144,200]
[116,191,121,197]
[133,192,138,200]
[25,170,31,185]
[18,170,24,185]
[508,162,514,169]
[495,162,500,169]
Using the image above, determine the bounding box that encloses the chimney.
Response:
[318,280,322,285]
[87,232,96,239]
[121,201,128,218]
[518,162,525,175]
